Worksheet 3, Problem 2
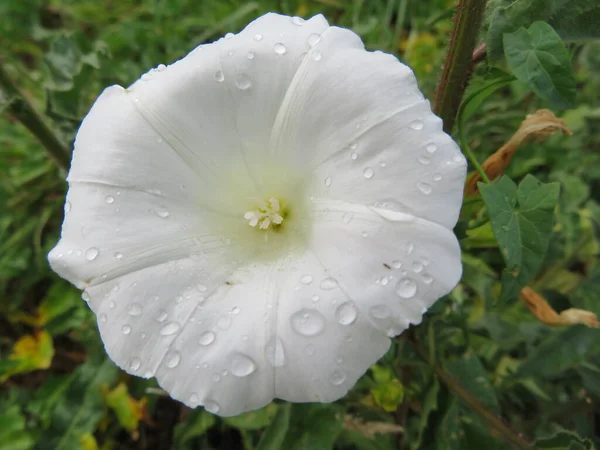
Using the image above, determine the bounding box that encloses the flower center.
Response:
[244,197,284,230]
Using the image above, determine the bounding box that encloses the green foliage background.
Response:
[1,0,599,449]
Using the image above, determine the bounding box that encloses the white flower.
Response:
[49,13,466,416]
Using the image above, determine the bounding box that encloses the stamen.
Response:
[245,197,284,230]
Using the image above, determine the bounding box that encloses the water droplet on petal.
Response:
[417,181,432,195]
[155,310,168,322]
[205,400,220,414]
[311,50,322,61]
[224,32,234,39]
[127,303,143,316]
[363,167,374,179]
[166,351,181,368]
[189,393,199,404]
[198,331,215,346]
[266,336,285,367]
[235,74,252,90]
[418,156,431,165]
[105,195,115,204]
[246,51,255,59]
[300,274,313,285]
[307,33,321,47]
[85,247,99,261]
[231,353,257,377]
[155,207,170,218]
[82,292,90,302]
[157,64,166,72]
[274,42,287,54]
[426,143,437,153]
[342,212,353,224]
[380,276,389,286]
[64,201,71,213]
[291,309,326,336]
[291,16,305,25]
[330,370,346,386]
[406,242,415,255]
[370,305,392,319]
[99,313,107,323]
[196,284,207,293]
[160,321,181,336]
[433,173,443,182]
[410,120,424,130]
[121,325,132,335]
[422,273,434,284]
[335,301,358,325]
[129,357,141,371]
[230,306,240,315]
[324,176,332,187]
[212,373,220,382]
[412,261,424,273]
[320,278,338,290]
[254,33,263,41]
[114,252,123,260]
[350,151,358,160]
[109,300,116,309]
[396,278,418,299]
[214,70,225,82]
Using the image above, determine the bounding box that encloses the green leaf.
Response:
[0,406,34,450]
[37,356,118,450]
[486,0,599,59]
[479,175,560,300]
[411,380,440,450]
[257,403,292,450]
[172,409,216,449]
[281,405,343,450]
[533,430,595,450]
[518,326,600,377]
[503,22,576,109]
[445,354,500,414]
[458,71,516,127]
[435,399,464,450]
[224,403,278,430]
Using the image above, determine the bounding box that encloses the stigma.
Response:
[244,198,284,230]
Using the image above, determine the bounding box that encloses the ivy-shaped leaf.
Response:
[503,21,576,109]
[479,175,559,300]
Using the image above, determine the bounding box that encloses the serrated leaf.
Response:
[503,22,576,109]
[479,175,559,300]
[224,403,278,430]
[534,430,595,450]
[257,403,292,450]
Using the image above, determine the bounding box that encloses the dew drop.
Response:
[214,70,225,82]
[370,304,392,319]
[342,212,353,224]
[99,313,107,323]
[82,292,90,302]
[330,370,346,386]
[105,195,115,204]
[129,357,141,371]
[160,321,181,336]
[121,325,132,335]
[217,315,232,330]
[254,33,263,41]
[196,283,207,293]
[235,74,252,90]
[418,156,431,165]
[155,310,168,322]
[189,393,199,404]
[396,278,418,299]
[311,50,322,61]
[109,300,116,309]
[362,231,369,238]
[422,273,434,284]
[157,64,166,72]
[426,143,438,153]
[230,306,240,315]
[114,252,123,260]
[64,201,71,214]
[155,207,170,218]
[205,400,220,414]
[412,261,424,273]
[85,247,99,261]
[274,42,287,54]
[417,181,432,195]
[231,353,257,377]
[406,242,415,255]
[311,294,320,302]
[127,303,143,316]
[291,16,305,25]
[350,151,358,160]
[410,120,424,130]
[224,32,234,39]
[198,331,215,346]
[433,173,443,182]
[320,277,338,290]
[166,351,181,368]
[335,301,358,325]
[307,33,321,47]
[380,276,389,286]
[324,176,332,187]
[266,336,286,367]
[212,373,221,382]
[246,51,255,59]
[290,309,326,336]
[363,167,374,179]
[300,274,313,285]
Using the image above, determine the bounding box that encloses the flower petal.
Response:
[271,27,466,228]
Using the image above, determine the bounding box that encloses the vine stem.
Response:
[0,62,71,171]
[434,0,487,133]
[408,337,532,449]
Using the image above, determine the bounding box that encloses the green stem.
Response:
[0,62,71,171]
[409,338,532,449]
[459,119,491,184]
[434,0,487,133]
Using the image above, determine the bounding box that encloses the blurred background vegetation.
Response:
[1,0,599,449]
